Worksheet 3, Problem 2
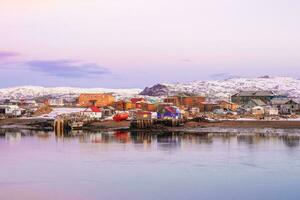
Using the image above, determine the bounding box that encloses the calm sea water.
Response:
[0,129,300,200]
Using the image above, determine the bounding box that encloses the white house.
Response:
[0,105,22,117]
[251,106,265,115]
[264,106,279,115]
[81,106,102,120]
[271,99,299,115]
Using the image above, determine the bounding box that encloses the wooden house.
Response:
[199,102,218,112]
[140,102,157,112]
[231,91,281,105]
[114,100,134,111]
[164,95,205,108]
[217,100,238,111]
[270,99,299,114]
[136,111,152,120]
[78,93,115,107]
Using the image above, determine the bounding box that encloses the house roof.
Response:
[84,106,101,112]
[233,91,276,97]
[200,101,217,105]
[131,98,144,104]
[162,106,181,114]
[271,98,298,105]
[250,99,267,106]
[218,100,235,105]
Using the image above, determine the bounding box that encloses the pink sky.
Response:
[0,0,300,88]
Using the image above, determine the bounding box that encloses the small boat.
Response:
[113,113,129,122]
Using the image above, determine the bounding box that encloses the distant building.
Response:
[164,95,205,108]
[114,100,134,111]
[217,100,238,111]
[270,98,299,115]
[243,99,267,109]
[78,93,115,107]
[19,99,38,108]
[157,105,181,119]
[264,106,279,116]
[131,98,145,104]
[136,111,152,120]
[231,91,280,105]
[140,101,157,112]
[48,98,64,107]
[0,105,22,117]
[251,106,265,115]
[102,106,116,117]
[199,102,218,112]
[81,106,102,119]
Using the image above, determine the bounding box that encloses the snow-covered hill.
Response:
[1,76,300,101]
[0,86,142,100]
[140,76,300,100]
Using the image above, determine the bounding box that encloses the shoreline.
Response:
[1,118,300,132]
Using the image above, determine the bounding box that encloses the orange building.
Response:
[164,96,205,108]
[217,100,238,111]
[199,102,218,112]
[140,102,157,112]
[78,93,115,107]
[114,100,134,111]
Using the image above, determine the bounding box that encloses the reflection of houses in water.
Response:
[130,132,153,144]
[157,132,182,149]
[5,132,22,142]
[237,134,262,145]
[114,131,130,143]
[89,133,103,143]
[182,133,213,144]
[281,135,300,148]
[35,131,52,140]
[51,128,300,148]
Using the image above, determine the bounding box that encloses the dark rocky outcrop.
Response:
[139,84,170,96]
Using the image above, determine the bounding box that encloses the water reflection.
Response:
[1,129,300,200]
[1,129,300,148]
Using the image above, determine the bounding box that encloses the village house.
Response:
[114,100,134,111]
[264,106,279,116]
[102,106,116,117]
[78,93,115,107]
[140,101,157,112]
[157,105,181,119]
[199,102,218,112]
[131,97,145,104]
[81,106,102,120]
[251,106,265,115]
[19,99,38,108]
[48,98,64,107]
[188,107,200,116]
[164,95,205,108]
[135,111,152,120]
[217,100,238,111]
[270,99,299,115]
[63,98,78,107]
[243,99,267,109]
[0,105,23,117]
[231,91,282,105]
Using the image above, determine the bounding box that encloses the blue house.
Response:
[157,106,181,119]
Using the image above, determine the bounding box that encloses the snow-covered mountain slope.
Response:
[140,76,300,100]
[0,86,142,99]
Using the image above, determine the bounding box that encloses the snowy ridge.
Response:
[140,76,300,100]
[0,86,142,99]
